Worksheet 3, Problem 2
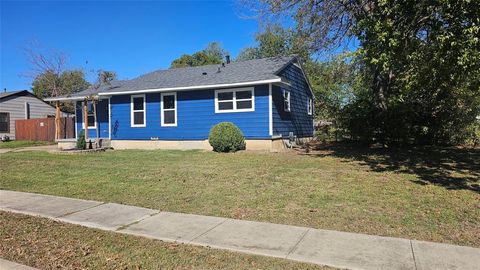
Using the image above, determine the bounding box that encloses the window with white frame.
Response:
[308,97,313,115]
[131,95,146,127]
[283,90,291,112]
[82,101,96,129]
[161,92,177,126]
[215,88,254,113]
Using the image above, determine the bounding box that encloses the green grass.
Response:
[0,212,328,270]
[0,145,479,247]
[0,140,53,149]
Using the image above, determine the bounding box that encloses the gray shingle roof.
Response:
[68,56,295,98]
[0,90,29,99]
[68,80,128,97]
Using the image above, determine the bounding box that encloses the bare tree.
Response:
[23,41,68,97]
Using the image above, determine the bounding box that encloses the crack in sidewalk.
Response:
[189,218,229,243]
[55,202,106,218]
[286,228,310,258]
[410,240,418,270]
[116,211,160,231]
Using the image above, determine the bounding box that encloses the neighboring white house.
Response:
[0,90,58,139]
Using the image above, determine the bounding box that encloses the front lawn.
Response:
[0,140,53,149]
[0,212,327,269]
[0,145,478,247]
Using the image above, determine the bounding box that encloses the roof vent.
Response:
[226,55,231,64]
[202,72,207,75]
[217,67,221,73]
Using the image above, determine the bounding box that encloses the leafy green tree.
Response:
[97,70,117,85]
[306,54,357,119]
[32,69,90,112]
[349,0,480,144]
[236,47,259,62]
[203,42,227,60]
[236,25,309,61]
[237,24,356,124]
[170,42,227,68]
[258,0,480,145]
[31,70,60,99]
[171,54,195,68]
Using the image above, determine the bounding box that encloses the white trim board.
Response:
[99,78,283,96]
[45,96,87,102]
[46,79,290,101]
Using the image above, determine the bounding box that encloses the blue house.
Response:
[48,56,314,151]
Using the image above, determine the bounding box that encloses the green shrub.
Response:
[209,122,246,152]
[76,131,86,150]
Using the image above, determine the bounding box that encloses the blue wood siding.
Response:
[272,63,314,138]
[110,85,270,140]
[76,99,109,139]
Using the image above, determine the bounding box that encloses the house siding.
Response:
[0,93,59,139]
[272,63,314,138]
[104,85,270,140]
[76,99,109,139]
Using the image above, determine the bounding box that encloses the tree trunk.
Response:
[83,99,89,140]
[373,68,388,111]
[93,99,99,147]
[55,101,60,140]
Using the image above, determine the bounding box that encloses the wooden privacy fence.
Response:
[15,117,75,141]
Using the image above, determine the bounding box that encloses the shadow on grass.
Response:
[308,143,480,193]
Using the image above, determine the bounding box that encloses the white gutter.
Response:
[44,96,88,102]
[44,95,112,102]
[44,78,288,101]
[98,78,283,96]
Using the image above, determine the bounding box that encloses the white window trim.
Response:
[283,90,291,112]
[82,100,97,129]
[308,97,313,115]
[131,94,146,127]
[161,92,177,127]
[214,87,255,113]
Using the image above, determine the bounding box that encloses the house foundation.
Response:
[108,138,294,152]
[58,137,311,152]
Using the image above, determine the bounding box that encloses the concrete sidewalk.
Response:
[1,190,479,270]
[0,258,38,270]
